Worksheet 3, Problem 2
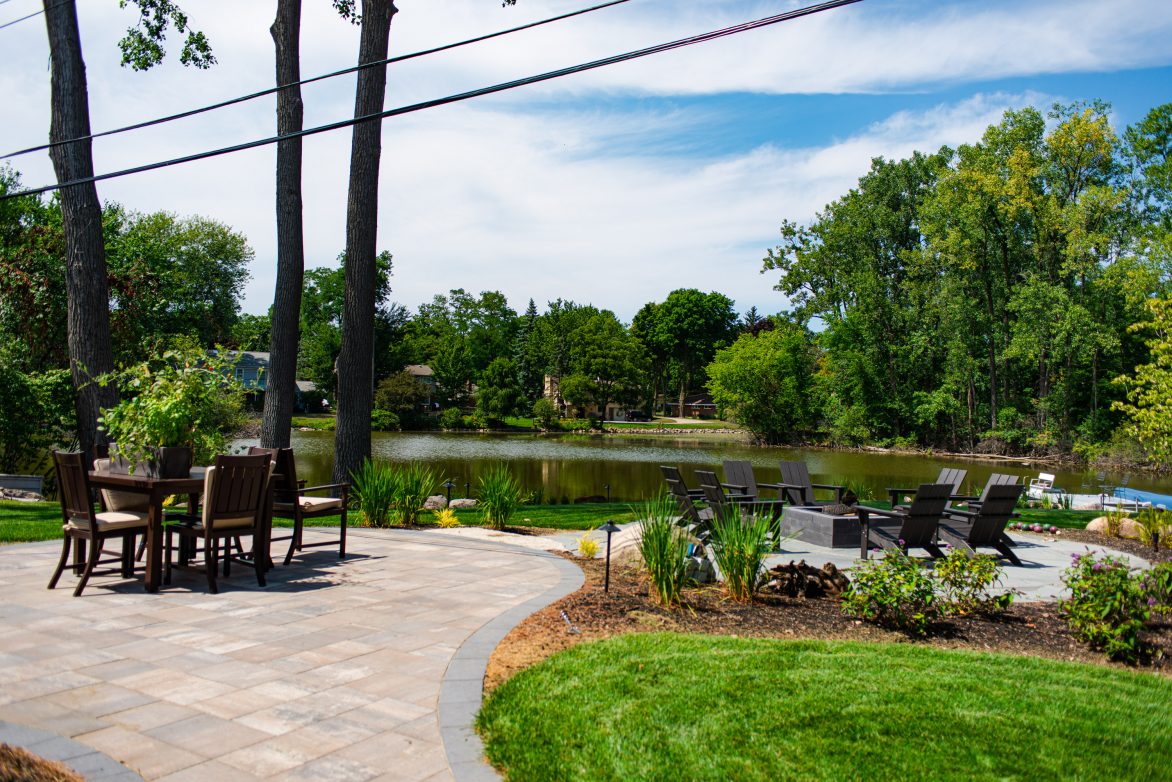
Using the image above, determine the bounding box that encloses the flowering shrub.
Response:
[935,550,1014,614]
[1142,562,1172,614]
[842,551,939,635]
[1060,553,1150,663]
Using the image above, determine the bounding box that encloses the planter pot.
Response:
[107,445,193,478]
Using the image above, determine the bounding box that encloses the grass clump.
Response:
[479,464,524,530]
[392,461,436,526]
[635,495,690,608]
[576,533,600,559]
[433,508,460,528]
[707,503,772,602]
[0,743,83,782]
[350,459,397,528]
[478,634,1172,782]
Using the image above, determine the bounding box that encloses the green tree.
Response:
[477,357,523,421]
[706,324,819,444]
[1113,298,1172,468]
[374,370,428,428]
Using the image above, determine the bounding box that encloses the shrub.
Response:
[532,398,559,430]
[433,508,460,528]
[392,462,436,526]
[438,407,463,430]
[636,495,690,608]
[1103,508,1129,538]
[934,549,1013,614]
[560,418,592,431]
[1143,562,1172,614]
[1060,553,1150,663]
[351,459,397,528]
[1133,508,1170,551]
[370,408,400,431]
[707,503,773,602]
[576,533,600,559]
[842,551,939,635]
[479,465,523,530]
[465,411,490,430]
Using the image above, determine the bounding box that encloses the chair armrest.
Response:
[298,482,350,495]
[811,482,847,502]
[757,481,785,490]
[721,482,750,493]
[856,504,903,521]
[946,508,977,520]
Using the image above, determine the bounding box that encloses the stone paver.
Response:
[0,528,579,781]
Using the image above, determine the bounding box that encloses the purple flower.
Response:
[1149,598,1158,607]
[898,539,906,546]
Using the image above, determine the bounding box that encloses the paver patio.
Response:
[0,528,580,781]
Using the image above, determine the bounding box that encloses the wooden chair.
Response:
[887,467,967,509]
[663,477,713,544]
[249,446,348,565]
[938,483,1026,565]
[955,473,1020,510]
[722,460,787,500]
[858,483,953,559]
[659,465,704,500]
[777,461,846,507]
[48,450,147,597]
[164,453,272,594]
[696,470,785,525]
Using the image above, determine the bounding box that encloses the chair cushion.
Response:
[68,510,148,531]
[208,515,257,530]
[274,496,344,514]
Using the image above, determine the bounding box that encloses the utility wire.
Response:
[2,0,865,200]
[0,0,73,31]
[0,0,630,160]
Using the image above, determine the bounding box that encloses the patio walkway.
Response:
[0,528,582,781]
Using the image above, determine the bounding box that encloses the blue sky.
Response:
[3,0,1172,321]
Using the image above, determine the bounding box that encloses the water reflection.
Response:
[231,431,1168,504]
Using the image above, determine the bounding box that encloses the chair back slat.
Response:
[935,468,968,494]
[899,483,952,546]
[978,473,1019,503]
[53,451,93,521]
[779,461,813,505]
[659,465,683,483]
[248,446,298,502]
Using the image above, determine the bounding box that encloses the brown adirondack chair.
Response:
[858,483,953,559]
[697,470,785,526]
[938,483,1026,565]
[659,465,704,500]
[777,461,846,507]
[722,460,786,500]
[887,467,967,509]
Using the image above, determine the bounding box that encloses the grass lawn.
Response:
[290,414,336,431]
[607,420,741,430]
[478,634,1172,782]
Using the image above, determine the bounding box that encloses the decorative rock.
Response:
[0,488,42,502]
[449,498,478,509]
[423,495,447,510]
[685,555,715,584]
[1118,519,1144,539]
[1086,518,1108,534]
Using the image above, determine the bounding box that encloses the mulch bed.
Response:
[1053,528,1172,563]
[0,744,82,782]
[485,553,1171,693]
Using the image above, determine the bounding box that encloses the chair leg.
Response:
[339,506,347,559]
[48,534,73,590]
[136,535,147,562]
[121,535,134,578]
[223,543,231,577]
[73,538,86,576]
[253,535,267,588]
[284,514,301,566]
[994,541,1023,567]
[73,534,101,597]
[204,538,219,594]
[164,529,174,586]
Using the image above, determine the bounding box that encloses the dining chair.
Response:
[248,446,348,565]
[48,450,147,597]
[164,452,272,594]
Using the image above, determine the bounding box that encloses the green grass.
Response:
[607,420,741,430]
[458,502,640,530]
[290,414,336,431]
[479,634,1172,782]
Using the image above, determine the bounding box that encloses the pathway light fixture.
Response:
[443,479,455,504]
[598,519,621,593]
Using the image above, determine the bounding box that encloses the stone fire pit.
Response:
[779,505,861,548]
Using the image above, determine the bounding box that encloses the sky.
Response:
[3,0,1172,322]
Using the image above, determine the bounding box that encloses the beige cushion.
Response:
[93,458,150,512]
[68,510,148,531]
[200,461,275,529]
[274,496,344,514]
[207,515,257,531]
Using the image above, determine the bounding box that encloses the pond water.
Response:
[231,430,1170,504]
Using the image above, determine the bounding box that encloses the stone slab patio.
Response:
[0,528,582,781]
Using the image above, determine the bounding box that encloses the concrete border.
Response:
[0,719,144,781]
[437,545,585,782]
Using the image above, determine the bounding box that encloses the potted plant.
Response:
[97,347,248,477]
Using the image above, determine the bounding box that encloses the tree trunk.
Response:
[677,370,687,419]
[260,0,305,449]
[43,1,118,461]
[333,0,395,484]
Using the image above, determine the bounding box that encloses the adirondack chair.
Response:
[697,470,785,525]
[659,465,704,500]
[664,476,713,544]
[777,461,846,507]
[858,483,953,559]
[938,483,1026,565]
[722,460,787,500]
[887,467,967,509]
[956,473,1020,510]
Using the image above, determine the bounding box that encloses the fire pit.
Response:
[779,505,861,548]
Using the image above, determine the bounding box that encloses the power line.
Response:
[0,0,630,161]
[0,0,73,31]
[2,0,865,200]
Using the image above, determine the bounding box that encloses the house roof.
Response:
[405,364,434,377]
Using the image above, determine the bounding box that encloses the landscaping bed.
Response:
[485,554,1171,693]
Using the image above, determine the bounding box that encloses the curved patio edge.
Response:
[437,545,584,782]
[0,719,144,782]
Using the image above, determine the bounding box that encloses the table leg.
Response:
[144,490,163,592]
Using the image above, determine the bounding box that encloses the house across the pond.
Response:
[216,351,323,412]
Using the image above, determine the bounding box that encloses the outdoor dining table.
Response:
[87,470,204,593]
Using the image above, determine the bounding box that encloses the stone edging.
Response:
[437,545,585,782]
[0,719,144,781]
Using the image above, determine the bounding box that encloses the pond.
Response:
[231,430,1170,504]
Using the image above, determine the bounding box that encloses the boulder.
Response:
[1119,519,1144,539]
[423,495,447,510]
[449,498,478,510]
[1086,517,1108,534]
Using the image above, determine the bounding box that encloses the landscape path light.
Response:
[604,483,610,502]
[443,479,455,505]
[598,519,622,593]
